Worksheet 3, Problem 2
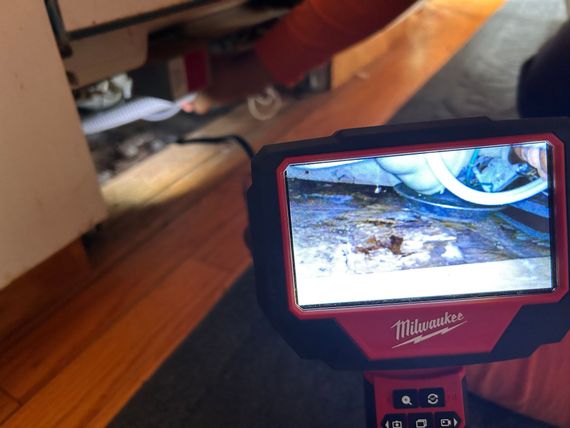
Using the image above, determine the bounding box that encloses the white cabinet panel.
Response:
[0,0,106,289]
[59,0,197,32]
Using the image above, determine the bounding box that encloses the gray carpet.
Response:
[110,0,566,426]
[390,0,565,124]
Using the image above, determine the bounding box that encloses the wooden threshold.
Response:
[0,0,505,426]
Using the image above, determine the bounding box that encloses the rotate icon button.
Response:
[419,388,445,408]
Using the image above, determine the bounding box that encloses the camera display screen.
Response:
[283,141,556,309]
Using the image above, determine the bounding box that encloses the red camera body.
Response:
[248,118,570,427]
[275,133,567,362]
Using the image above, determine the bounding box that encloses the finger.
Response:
[179,102,194,113]
[528,148,542,173]
[539,148,548,178]
[192,93,215,115]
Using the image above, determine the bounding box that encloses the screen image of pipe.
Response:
[283,142,554,309]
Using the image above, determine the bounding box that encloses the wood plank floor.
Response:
[0,0,504,425]
[0,392,18,426]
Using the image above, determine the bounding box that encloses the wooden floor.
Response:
[0,0,504,426]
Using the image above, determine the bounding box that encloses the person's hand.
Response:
[513,146,548,179]
[181,51,273,114]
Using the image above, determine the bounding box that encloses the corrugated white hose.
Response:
[247,87,282,121]
[424,152,548,206]
[81,93,197,135]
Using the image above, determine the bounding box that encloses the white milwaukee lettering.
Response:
[391,312,466,348]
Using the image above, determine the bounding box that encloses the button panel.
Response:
[381,411,462,428]
[381,387,463,428]
[372,369,466,428]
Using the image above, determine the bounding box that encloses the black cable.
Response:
[175,135,255,159]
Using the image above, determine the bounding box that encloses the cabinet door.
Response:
[0,0,106,290]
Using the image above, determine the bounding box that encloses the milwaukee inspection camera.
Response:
[247,117,570,428]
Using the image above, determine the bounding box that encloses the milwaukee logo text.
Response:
[391,312,466,348]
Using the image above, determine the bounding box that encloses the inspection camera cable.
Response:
[175,134,255,160]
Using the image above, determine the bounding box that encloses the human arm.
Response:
[186,0,417,112]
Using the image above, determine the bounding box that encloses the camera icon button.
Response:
[381,413,408,428]
[435,412,461,428]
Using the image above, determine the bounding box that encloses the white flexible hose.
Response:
[424,153,548,206]
[142,104,183,122]
[300,160,362,169]
[247,87,282,121]
[81,93,197,135]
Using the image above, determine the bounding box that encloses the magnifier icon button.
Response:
[393,390,418,409]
